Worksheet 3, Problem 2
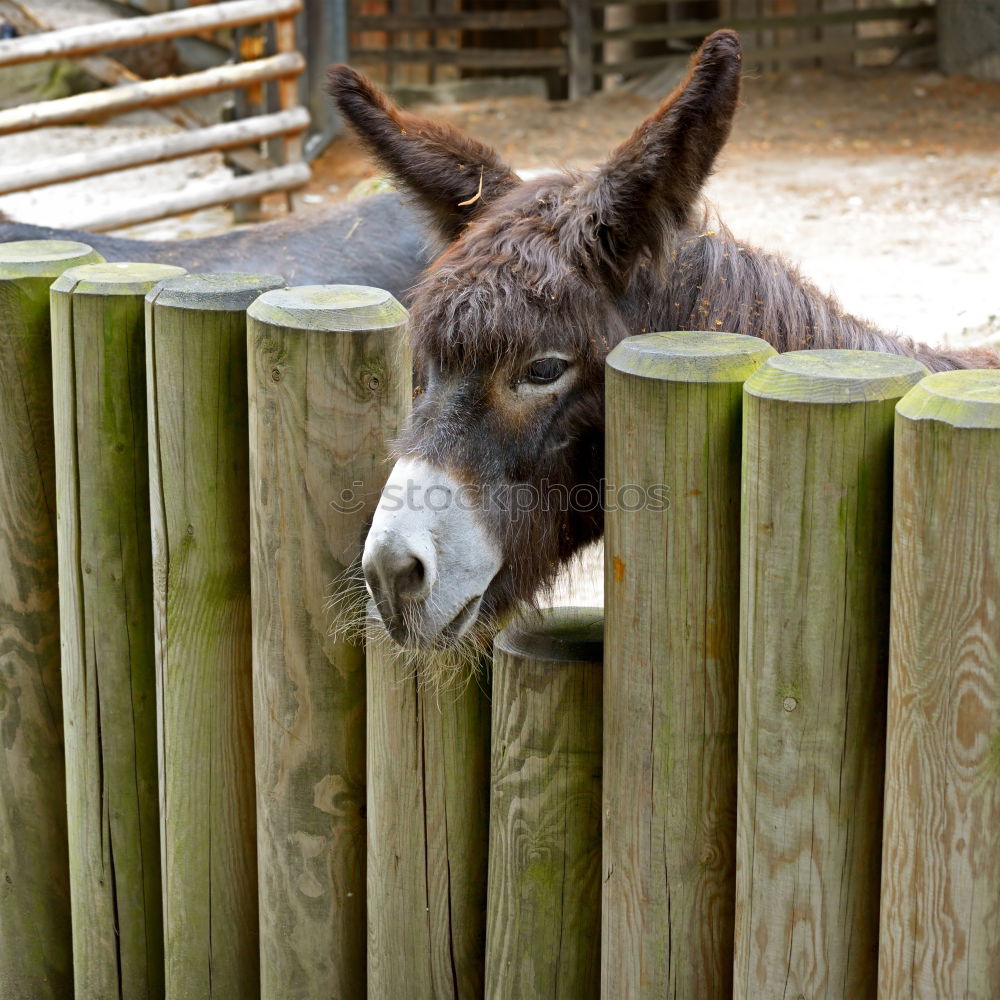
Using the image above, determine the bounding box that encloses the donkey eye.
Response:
[526,358,569,385]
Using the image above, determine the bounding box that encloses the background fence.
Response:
[348,0,938,98]
[0,0,310,230]
[0,237,997,999]
[0,0,983,224]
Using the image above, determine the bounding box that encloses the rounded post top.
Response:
[896,369,1000,429]
[147,272,285,312]
[247,284,407,332]
[607,330,776,384]
[51,261,186,296]
[0,239,103,279]
[744,349,928,404]
[495,606,604,664]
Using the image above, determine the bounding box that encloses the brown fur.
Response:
[329,63,519,242]
[329,30,1000,640]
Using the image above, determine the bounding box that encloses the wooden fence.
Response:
[348,0,938,98]
[591,1,938,81]
[0,238,997,1000]
[0,0,310,230]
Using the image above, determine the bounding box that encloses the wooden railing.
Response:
[589,1,937,79]
[0,0,310,230]
[347,1,937,100]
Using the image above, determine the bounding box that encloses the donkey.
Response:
[0,191,430,302]
[328,29,1000,660]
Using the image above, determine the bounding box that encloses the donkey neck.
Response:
[618,221,998,373]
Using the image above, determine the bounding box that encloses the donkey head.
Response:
[328,29,742,651]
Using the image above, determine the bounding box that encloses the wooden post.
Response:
[146,273,284,999]
[0,240,101,1000]
[567,0,594,99]
[231,24,269,224]
[602,330,774,1000]
[366,628,491,1000]
[486,607,604,1000]
[275,14,304,166]
[938,0,1000,78]
[247,285,410,1000]
[878,370,1000,1000]
[49,260,185,1000]
[735,349,928,1000]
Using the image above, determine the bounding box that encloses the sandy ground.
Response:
[703,149,999,346]
[2,66,998,605]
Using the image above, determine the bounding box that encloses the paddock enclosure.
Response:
[0,239,998,1000]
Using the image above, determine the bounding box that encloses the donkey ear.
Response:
[327,65,520,242]
[578,29,742,284]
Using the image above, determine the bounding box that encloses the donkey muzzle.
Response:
[362,458,502,647]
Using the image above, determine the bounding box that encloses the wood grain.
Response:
[147,274,284,999]
[366,627,491,1000]
[603,331,774,1000]
[0,53,305,137]
[735,349,927,1000]
[486,607,603,1000]
[50,261,185,1000]
[0,240,101,1000]
[879,371,1000,1000]
[247,285,410,1000]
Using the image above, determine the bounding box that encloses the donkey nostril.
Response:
[395,555,428,601]
[362,528,436,618]
[362,564,382,604]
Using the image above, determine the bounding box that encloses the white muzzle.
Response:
[362,458,503,646]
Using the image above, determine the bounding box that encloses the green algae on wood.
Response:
[895,367,1000,428]
[247,283,408,332]
[486,607,603,1000]
[744,348,928,404]
[603,330,774,1000]
[248,284,409,1000]
[735,348,926,1000]
[608,329,776,383]
[50,260,184,1000]
[148,271,282,311]
[365,621,491,1000]
[50,259,186,296]
[147,272,283,999]
[0,238,101,277]
[879,368,1000,1000]
[0,239,102,1000]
